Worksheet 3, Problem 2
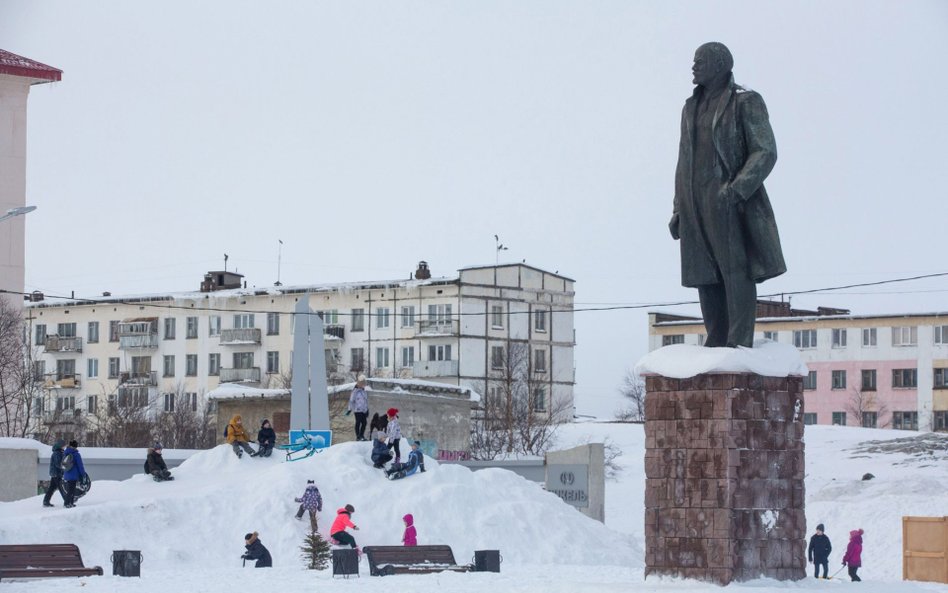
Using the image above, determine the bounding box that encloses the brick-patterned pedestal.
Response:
[643,373,807,585]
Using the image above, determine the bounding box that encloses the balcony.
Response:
[220,367,261,383]
[118,319,159,350]
[220,328,262,345]
[44,335,83,353]
[120,370,158,386]
[417,319,459,336]
[119,334,159,350]
[324,324,345,340]
[116,385,153,408]
[43,409,82,424]
[42,373,82,389]
[412,359,459,377]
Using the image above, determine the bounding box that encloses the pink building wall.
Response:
[804,360,919,428]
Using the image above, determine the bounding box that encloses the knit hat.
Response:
[387,408,398,417]
[68,440,78,448]
[261,419,270,427]
[153,442,163,451]
[244,532,258,543]
[816,523,825,532]
[307,479,315,484]
[357,374,366,382]
[345,504,355,514]
[52,439,65,450]
[412,440,421,447]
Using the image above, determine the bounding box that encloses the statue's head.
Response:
[692,42,733,87]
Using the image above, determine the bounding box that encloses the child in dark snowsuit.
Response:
[294,480,323,531]
[145,442,174,481]
[371,432,393,468]
[257,419,276,458]
[842,528,863,582]
[242,531,272,567]
[807,523,831,578]
[386,441,425,480]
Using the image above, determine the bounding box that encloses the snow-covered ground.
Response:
[0,424,946,592]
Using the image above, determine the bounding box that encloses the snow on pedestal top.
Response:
[634,340,808,379]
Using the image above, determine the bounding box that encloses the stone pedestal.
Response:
[643,373,806,585]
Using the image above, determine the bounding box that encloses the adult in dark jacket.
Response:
[842,528,863,582]
[62,440,87,508]
[669,42,786,348]
[242,532,272,568]
[257,419,276,458]
[145,442,173,481]
[371,433,393,468]
[42,439,66,507]
[807,523,832,578]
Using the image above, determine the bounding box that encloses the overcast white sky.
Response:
[2,1,947,417]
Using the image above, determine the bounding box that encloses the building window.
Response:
[351,309,365,332]
[317,310,338,324]
[164,317,176,340]
[401,346,415,368]
[892,368,918,389]
[109,320,120,342]
[935,368,948,389]
[209,353,221,376]
[861,369,877,391]
[266,312,280,335]
[56,359,76,381]
[490,345,505,369]
[491,305,504,329]
[662,334,685,346]
[209,315,221,336]
[831,411,847,426]
[233,352,254,369]
[56,322,76,337]
[832,328,847,348]
[892,411,918,431]
[935,325,948,345]
[534,309,548,332]
[234,314,255,329]
[32,360,45,382]
[892,326,917,347]
[163,355,175,377]
[802,371,817,390]
[350,348,365,372]
[186,316,198,339]
[87,358,98,379]
[56,395,76,413]
[763,331,778,341]
[696,334,706,346]
[793,329,817,349]
[108,357,120,379]
[429,344,452,361]
[532,387,547,412]
[935,411,948,432]
[861,327,877,347]
[861,412,878,428]
[831,370,847,390]
[35,324,46,346]
[87,395,97,414]
[803,413,817,425]
[400,306,415,328]
[266,351,280,374]
[87,321,99,343]
[163,393,175,413]
[534,348,547,373]
[376,347,390,368]
[428,304,452,323]
[376,308,390,329]
[186,354,198,377]
[187,392,198,412]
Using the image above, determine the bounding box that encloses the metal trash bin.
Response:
[332,548,359,578]
[473,549,501,572]
[111,550,142,577]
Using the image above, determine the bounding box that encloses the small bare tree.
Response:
[156,384,216,449]
[615,370,646,422]
[846,387,890,429]
[0,298,43,438]
[87,383,156,447]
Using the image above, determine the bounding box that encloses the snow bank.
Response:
[634,340,808,378]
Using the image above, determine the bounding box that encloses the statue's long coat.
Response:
[673,76,787,288]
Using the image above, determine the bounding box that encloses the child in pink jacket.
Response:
[402,513,417,546]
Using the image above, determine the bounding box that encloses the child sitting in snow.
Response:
[385,441,425,480]
[402,513,417,547]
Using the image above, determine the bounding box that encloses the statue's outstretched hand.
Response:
[668,213,680,240]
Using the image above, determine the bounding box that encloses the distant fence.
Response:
[904,516,948,583]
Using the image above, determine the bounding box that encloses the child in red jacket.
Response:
[330,504,360,552]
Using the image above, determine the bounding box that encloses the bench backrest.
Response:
[364,545,458,567]
[0,544,88,570]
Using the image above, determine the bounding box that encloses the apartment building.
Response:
[25,262,575,441]
[648,302,948,432]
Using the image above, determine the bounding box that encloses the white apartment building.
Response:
[648,302,948,432]
[25,262,575,442]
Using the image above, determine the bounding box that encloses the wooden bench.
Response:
[0,544,103,581]
[363,545,472,576]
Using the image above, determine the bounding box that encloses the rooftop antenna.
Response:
[494,234,508,265]
[275,239,284,286]
[224,253,229,272]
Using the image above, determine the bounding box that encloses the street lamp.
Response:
[0,205,37,224]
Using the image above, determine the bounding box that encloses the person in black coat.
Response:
[242,532,272,568]
[145,443,174,481]
[808,523,832,578]
[42,439,66,507]
[257,419,276,458]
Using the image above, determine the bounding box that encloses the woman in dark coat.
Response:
[242,532,272,568]
[257,419,276,458]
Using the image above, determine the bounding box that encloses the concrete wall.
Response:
[36,450,194,483]
[0,448,38,501]
[545,443,605,523]
[0,76,30,309]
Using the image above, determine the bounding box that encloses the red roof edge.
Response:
[0,49,62,83]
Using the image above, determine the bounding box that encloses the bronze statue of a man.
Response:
[669,42,786,348]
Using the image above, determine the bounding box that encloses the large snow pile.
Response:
[0,440,637,570]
